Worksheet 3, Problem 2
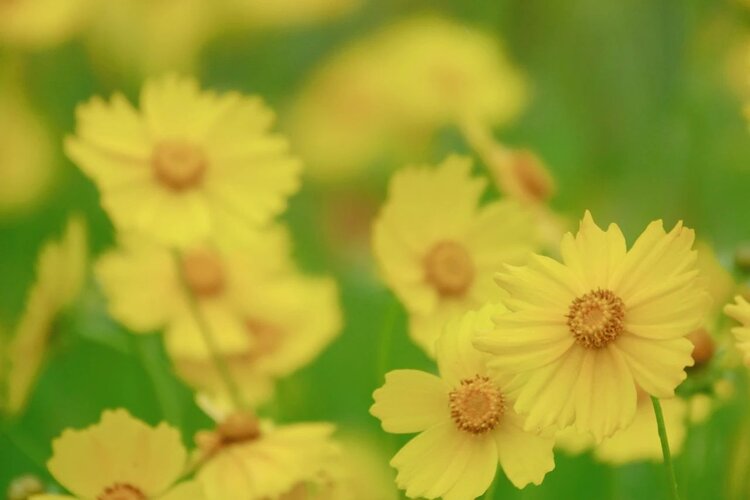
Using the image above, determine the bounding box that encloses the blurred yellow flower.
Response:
[0,87,55,215]
[475,211,708,441]
[5,216,87,414]
[372,155,537,356]
[371,304,555,498]
[194,411,339,499]
[0,0,91,49]
[66,75,301,247]
[218,0,361,28]
[33,408,204,500]
[725,295,750,365]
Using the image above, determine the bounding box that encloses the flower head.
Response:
[372,155,537,355]
[0,0,91,49]
[475,212,709,441]
[370,304,555,499]
[5,216,87,414]
[66,75,301,248]
[725,295,750,365]
[38,409,203,499]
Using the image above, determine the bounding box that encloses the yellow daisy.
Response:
[475,211,708,441]
[725,295,750,365]
[32,408,204,500]
[370,304,555,499]
[0,0,92,49]
[5,216,87,414]
[193,410,339,499]
[66,74,301,248]
[372,155,537,356]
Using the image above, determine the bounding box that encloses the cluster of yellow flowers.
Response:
[368,151,749,497]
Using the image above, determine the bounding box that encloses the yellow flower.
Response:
[66,75,301,248]
[0,85,56,215]
[5,216,87,414]
[85,0,217,78]
[725,295,750,365]
[475,211,708,441]
[370,305,555,499]
[372,155,537,356]
[194,411,339,499]
[32,409,204,500]
[171,269,341,407]
[0,0,91,49]
[218,0,361,28]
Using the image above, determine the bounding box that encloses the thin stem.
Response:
[375,297,399,383]
[651,396,681,500]
[173,251,246,410]
[131,334,182,426]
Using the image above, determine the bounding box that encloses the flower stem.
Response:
[375,297,399,383]
[173,251,246,410]
[651,396,681,500]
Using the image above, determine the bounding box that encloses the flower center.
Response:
[510,150,553,202]
[97,483,146,500]
[448,375,504,434]
[424,240,474,297]
[245,318,283,359]
[566,289,625,348]
[152,140,206,191]
[181,250,225,297]
[195,412,261,457]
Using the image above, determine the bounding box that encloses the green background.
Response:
[2,0,750,498]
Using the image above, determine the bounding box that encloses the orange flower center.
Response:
[196,411,261,456]
[181,250,225,297]
[567,289,625,348]
[449,375,504,434]
[509,150,554,202]
[152,140,207,191]
[97,483,146,500]
[424,240,474,297]
[245,318,283,360]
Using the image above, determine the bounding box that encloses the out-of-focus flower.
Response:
[0,0,91,49]
[475,212,709,441]
[194,410,339,499]
[372,155,537,356]
[725,295,750,365]
[288,17,526,182]
[371,305,555,498]
[66,75,301,248]
[85,0,217,79]
[33,409,204,500]
[5,216,87,414]
[0,87,55,215]
[7,475,44,500]
[218,0,361,28]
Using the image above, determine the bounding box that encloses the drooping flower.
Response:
[370,304,555,499]
[474,211,709,441]
[725,295,750,365]
[5,216,87,414]
[32,409,204,500]
[66,74,301,247]
[193,410,339,499]
[372,155,537,356]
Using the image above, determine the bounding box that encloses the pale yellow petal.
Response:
[371,370,449,434]
[494,417,555,488]
[615,334,694,397]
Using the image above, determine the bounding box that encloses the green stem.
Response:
[173,251,246,411]
[1,421,47,472]
[651,396,681,500]
[375,298,399,383]
[131,335,182,426]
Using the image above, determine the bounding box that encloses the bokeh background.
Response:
[2,0,750,498]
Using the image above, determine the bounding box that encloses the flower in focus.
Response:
[0,86,56,215]
[66,75,301,247]
[372,155,537,356]
[475,211,708,441]
[194,410,339,499]
[5,216,87,414]
[0,0,92,49]
[33,409,204,500]
[370,304,555,499]
[725,295,750,365]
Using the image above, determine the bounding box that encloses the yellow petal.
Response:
[494,416,555,488]
[371,370,449,434]
[615,334,693,397]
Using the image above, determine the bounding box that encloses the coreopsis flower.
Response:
[372,155,537,355]
[370,304,555,499]
[194,410,339,499]
[0,87,55,214]
[475,212,709,441]
[5,216,87,414]
[66,75,301,247]
[0,0,91,49]
[172,270,341,407]
[32,409,204,500]
[725,295,750,365]
[7,475,44,500]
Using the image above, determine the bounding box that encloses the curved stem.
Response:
[651,396,681,500]
[173,251,246,411]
